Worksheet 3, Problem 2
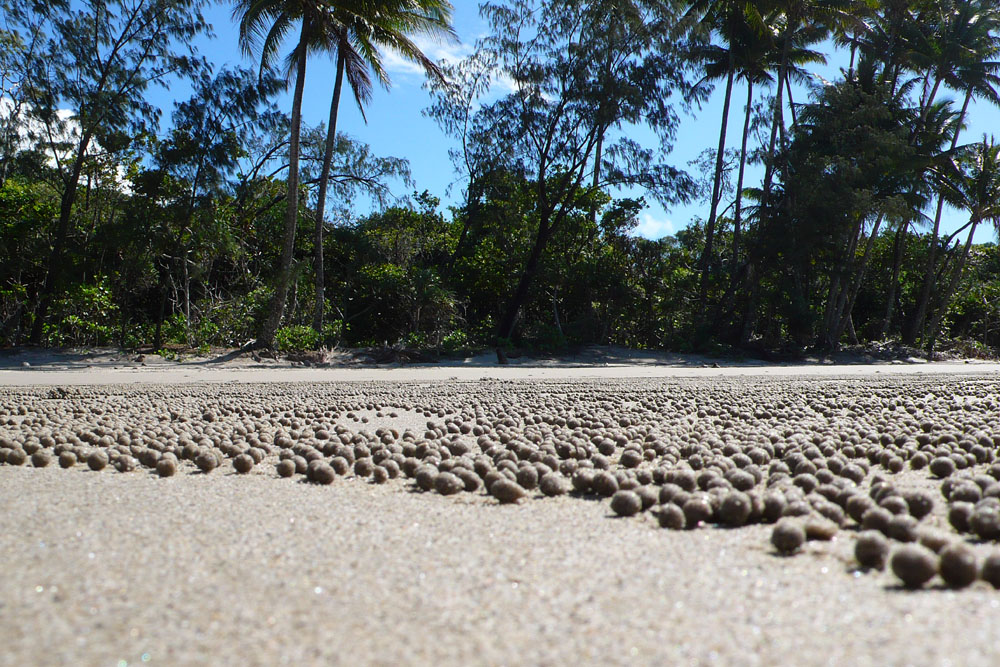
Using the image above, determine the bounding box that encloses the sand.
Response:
[2,356,1000,666]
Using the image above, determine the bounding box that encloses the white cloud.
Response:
[631,212,674,240]
[382,34,475,79]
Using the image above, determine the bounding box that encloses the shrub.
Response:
[275,325,319,352]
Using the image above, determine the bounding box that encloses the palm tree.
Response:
[312,0,455,335]
[906,0,1000,343]
[759,0,863,201]
[234,0,321,348]
[924,136,1000,357]
[682,0,769,309]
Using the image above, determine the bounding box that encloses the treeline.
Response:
[1,0,999,358]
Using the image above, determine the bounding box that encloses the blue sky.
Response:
[191,2,998,244]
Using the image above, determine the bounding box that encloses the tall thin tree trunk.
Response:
[259,22,310,349]
[496,217,554,360]
[785,75,796,129]
[698,61,735,309]
[906,89,973,344]
[29,129,95,344]
[313,45,346,335]
[925,219,979,357]
[590,126,605,226]
[877,221,907,339]
[762,29,793,201]
[732,80,753,267]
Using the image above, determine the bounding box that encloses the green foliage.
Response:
[44,278,119,347]
[275,325,320,352]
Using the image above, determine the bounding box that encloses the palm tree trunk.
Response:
[313,44,347,335]
[906,89,973,344]
[698,61,735,309]
[762,30,792,201]
[877,221,907,339]
[259,21,309,349]
[925,219,979,357]
[732,79,753,266]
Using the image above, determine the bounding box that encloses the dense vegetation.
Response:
[1,0,998,359]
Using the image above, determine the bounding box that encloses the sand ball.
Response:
[636,485,659,510]
[114,456,136,473]
[31,451,51,467]
[491,479,526,504]
[929,457,956,478]
[855,531,889,569]
[311,463,336,485]
[372,466,389,484]
[939,543,978,589]
[194,451,218,473]
[805,517,838,541]
[276,459,296,477]
[971,506,1000,541]
[619,449,643,469]
[682,496,713,528]
[903,491,934,520]
[886,515,919,543]
[771,519,806,554]
[87,450,109,471]
[878,495,909,515]
[415,466,438,491]
[916,529,952,554]
[591,471,619,497]
[949,502,975,533]
[539,473,569,497]
[718,491,752,526]
[233,454,254,474]
[951,483,982,504]
[329,457,349,475]
[58,451,77,469]
[516,466,539,490]
[456,468,481,492]
[156,457,177,477]
[980,553,1000,588]
[656,503,686,529]
[435,472,464,496]
[762,492,787,523]
[890,544,938,589]
[354,458,374,477]
[610,490,643,517]
[861,507,892,535]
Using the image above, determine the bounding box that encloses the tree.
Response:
[429,0,695,361]
[682,0,769,308]
[14,0,209,344]
[924,136,1000,356]
[905,0,1000,343]
[149,66,284,347]
[310,0,454,335]
[234,0,321,348]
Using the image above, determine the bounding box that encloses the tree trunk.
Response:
[925,219,979,357]
[732,80,753,268]
[906,89,973,344]
[762,28,793,201]
[877,221,907,339]
[29,129,95,344]
[312,45,346,336]
[497,218,553,345]
[827,215,883,349]
[698,61,735,309]
[258,21,310,349]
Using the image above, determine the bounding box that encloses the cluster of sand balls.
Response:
[2,376,1000,590]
